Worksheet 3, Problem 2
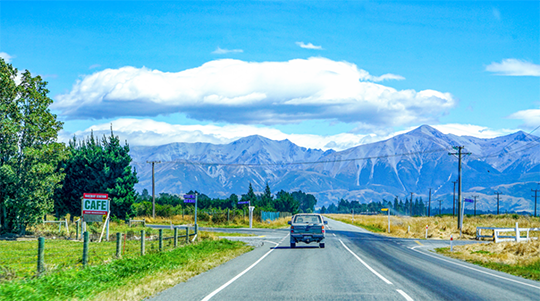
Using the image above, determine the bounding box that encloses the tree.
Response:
[240,183,257,206]
[275,190,299,214]
[54,130,138,219]
[0,58,67,234]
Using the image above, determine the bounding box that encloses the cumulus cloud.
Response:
[58,118,379,151]
[212,47,244,54]
[0,52,13,63]
[53,57,455,128]
[508,109,540,130]
[296,42,323,50]
[486,59,540,76]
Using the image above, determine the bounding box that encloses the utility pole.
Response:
[452,181,457,217]
[532,189,538,217]
[428,189,432,217]
[147,161,162,219]
[495,192,501,215]
[449,146,471,231]
[472,195,478,216]
[438,199,443,215]
[410,192,414,216]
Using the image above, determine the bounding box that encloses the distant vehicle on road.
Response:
[288,213,327,248]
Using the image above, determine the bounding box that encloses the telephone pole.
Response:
[532,189,539,217]
[147,161,162,219]
[452,181,457,217]
[410,192,414,216]
[495,192,501,215]
[428,188,432,217]
[472,195,478,216]
[438,199,443,215]
[449,146,471,231]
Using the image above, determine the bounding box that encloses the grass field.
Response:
[436,241,540,281]
[325,213,540,240]
[0,238,251,301]
[141,215,291,229]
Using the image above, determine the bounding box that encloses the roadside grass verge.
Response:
[325,213,540,240]
[435,240,540,281]
[0,238,252,301]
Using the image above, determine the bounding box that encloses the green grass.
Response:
[327,215,385,233]
[0,239,250,301]
[0,228,195,281]
[436,247,540,282]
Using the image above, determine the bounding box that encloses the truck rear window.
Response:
[294,215,321,224]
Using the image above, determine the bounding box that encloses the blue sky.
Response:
[1,1,539,150]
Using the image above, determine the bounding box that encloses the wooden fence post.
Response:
[174,227,178,248]
[37,237,45,275]
[116,233,122,258]
[185,227,189,244]
[159,229,163,252]
[82,231,89,268]
[141,230,145,256]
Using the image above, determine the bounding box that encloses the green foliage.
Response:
[54,130,138,219]
[0,58,67,234]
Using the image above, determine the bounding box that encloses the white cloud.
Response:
[89,64,101,69]
[296,42,323,50]
[508,108,540,129]
[53,57,455,128]
[59,118,377,151]
[60,119,512,152]
[429,124,514,138]
[212,47,244,54]
[0,52,13,63]
[486,59,540,76]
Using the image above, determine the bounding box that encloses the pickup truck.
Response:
[288,214,327,248]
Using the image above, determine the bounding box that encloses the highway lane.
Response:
[150,218,540,300]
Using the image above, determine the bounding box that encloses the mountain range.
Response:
[130,125,540,213]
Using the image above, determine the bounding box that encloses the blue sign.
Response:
[184,194,196,203]
[238,201,249,204]
[464,198,474,203]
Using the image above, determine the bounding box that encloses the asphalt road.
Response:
[149,218,540,300]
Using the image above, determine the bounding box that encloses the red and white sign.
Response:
[83,193,109,215]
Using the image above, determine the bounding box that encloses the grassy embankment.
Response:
[326,213,540,281]
[0,229,252,301]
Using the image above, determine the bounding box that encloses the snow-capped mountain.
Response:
[130,125,540,213]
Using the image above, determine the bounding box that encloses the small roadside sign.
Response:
[381,208,389,211]
[82,193,109,215]
[184,194,196,203]
[238,201,249,204]
[464,198,474,203]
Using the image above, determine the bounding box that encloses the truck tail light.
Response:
[290,225,294,232]
[322,225,325,233]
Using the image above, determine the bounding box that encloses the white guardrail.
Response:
[476,222,540,243]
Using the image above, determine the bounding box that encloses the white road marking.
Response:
[201,234,289,301]
[397,289,414,301]
[411,246,540,290]
[339,239,393,285]
[332,233,336,237]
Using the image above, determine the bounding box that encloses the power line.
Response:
[133,148,450,167]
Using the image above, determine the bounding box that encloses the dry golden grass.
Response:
[141,215,290,229]
[325,213,540,240]
[445,240,540,266]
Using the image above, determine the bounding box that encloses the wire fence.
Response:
[0,226,196,281]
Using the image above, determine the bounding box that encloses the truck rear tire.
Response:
[319,243,325,248]
[291,243,296,248]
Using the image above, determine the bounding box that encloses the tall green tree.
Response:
[0,58,67,234]
[54,130,138,219]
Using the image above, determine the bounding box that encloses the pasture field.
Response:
[325,213,540,240]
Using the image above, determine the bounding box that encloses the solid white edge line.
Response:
[397,289,414,301]
[410,246,540,290]
[201,234,289,301]
[339,239,393,285]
